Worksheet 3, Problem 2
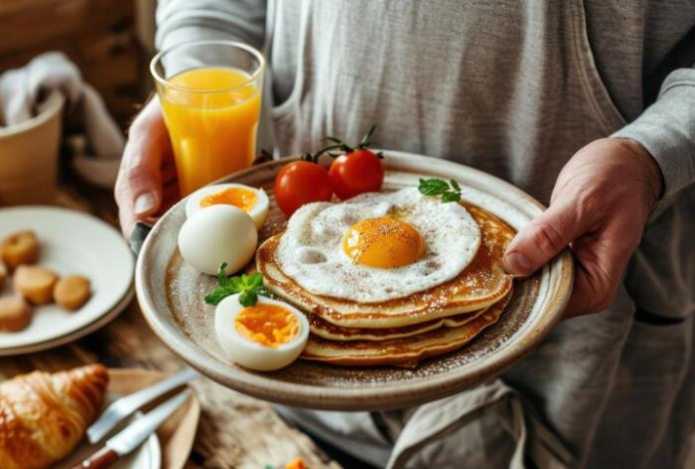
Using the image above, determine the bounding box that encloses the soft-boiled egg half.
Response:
[178,205,257,275]
[214,294,309,371]
[186,183,269,230]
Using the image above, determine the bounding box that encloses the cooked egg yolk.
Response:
[234,304,300,348]
[342,217,425,268]
[200,187,257,212]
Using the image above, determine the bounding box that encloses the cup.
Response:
[0,93,64,206]
[151,40,265,196]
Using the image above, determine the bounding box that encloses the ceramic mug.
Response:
[0,93,64,206]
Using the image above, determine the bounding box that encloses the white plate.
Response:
[0,287,134,356]
[55,392,161,469]
[0,207,134,351]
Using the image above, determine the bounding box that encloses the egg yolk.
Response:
[234,304,300,348]
[200,187,257,212]
[342,217,425,268]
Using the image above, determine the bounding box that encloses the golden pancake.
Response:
[308,307,489,341]
[301,290,512,367]
[257,202,515,329]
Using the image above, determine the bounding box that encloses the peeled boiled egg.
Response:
[214,294,309,371]
[178,205,257,275]
[185,183,269,230]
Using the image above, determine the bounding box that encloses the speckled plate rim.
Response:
[136,151,574,410]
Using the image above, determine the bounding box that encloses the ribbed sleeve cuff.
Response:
[612,69,695,198]
[155,24,243,52]
[154,1,266,52]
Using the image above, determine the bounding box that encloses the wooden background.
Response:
[0,0,146,127]
[0,179,343,469]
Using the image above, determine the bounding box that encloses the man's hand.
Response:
[115,98,179,239]
[503,138,663,318]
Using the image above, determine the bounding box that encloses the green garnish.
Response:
[204,262,268,307]
[418,178,462,203]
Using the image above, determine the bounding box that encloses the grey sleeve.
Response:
[155,0,267,52]
[612,68,695,197]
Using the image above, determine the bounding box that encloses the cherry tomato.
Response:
[274,161,333,216]
[329,149,384,200]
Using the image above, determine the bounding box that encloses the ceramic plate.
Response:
[55,368,199,469]
[0,287,134,356]
[137,151,574,411]
[0,207,134,352]
[107,368,201,469]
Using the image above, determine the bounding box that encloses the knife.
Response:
[73,390,191,469]
[87,367,198,444]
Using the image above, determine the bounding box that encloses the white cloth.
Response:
[0,52,124,188]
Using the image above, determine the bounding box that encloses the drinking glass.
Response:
[151,41,265,196]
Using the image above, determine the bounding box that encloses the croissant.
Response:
[0,364,109,469]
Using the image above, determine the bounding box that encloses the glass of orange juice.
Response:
[151,41,265,196]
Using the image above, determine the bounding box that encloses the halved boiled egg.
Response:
[185,183,269,229]
[215,294,309,371]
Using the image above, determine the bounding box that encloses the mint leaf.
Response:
[239,290,258,307]
[204,287,235,305]
[230,276,244,291]
[247,272,264,290]
[216,262,229,287]
[418,178,450,196]
[204,265,267,307]
[418,178,462,203]
[441,192,461,203]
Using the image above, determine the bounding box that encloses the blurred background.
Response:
[0,0,159,216]
[0,0,156,128]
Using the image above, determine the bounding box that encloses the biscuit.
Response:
[1,230,39,271]
[0,296,33,332]
[13,266,58,305]
[54,275,91,311]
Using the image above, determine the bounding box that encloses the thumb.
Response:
[115,152,163,239]
[129,168,162,218]
[503,198,588,276]
[115,132,167,238]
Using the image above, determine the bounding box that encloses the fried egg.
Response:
[185,183,269,229]
[275,188,481,303]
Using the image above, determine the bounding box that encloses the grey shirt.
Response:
[155,0,695,197]
[154,2,695,467]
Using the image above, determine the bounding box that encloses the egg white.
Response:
[178,205,257,276]
[185,183,269,230]
[276,188,482,303]
[214,294,309,371]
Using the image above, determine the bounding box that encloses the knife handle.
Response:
[70,447,119,469]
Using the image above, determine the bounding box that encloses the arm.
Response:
[612,68,695,198]
[504,60,695,317]
[156,0,267,51]
[115,0,268,238]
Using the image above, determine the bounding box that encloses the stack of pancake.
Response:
[257,196,515,368]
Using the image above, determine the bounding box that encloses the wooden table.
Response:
[0,182,342,469]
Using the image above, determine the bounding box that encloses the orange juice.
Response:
[159,67,261,196]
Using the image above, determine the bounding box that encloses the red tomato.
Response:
[329,149,384,200]
[274,161,333,216]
